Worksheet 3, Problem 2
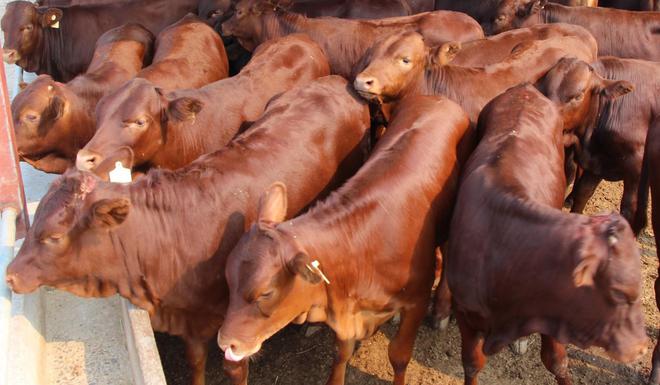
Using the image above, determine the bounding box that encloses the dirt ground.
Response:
[157,181,659,385]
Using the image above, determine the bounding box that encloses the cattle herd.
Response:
[1,0,659,384]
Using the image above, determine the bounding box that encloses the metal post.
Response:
[0,207,18,385]
[12,66,24,98]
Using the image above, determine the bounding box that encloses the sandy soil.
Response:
[158,180,659,385]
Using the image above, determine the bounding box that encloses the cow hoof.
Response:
[432,316,450,331]
[511,338,529,355]
[390,312,401,325]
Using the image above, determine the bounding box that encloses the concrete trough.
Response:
[3,207,168,385]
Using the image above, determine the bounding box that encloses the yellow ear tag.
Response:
[51,15,60,29]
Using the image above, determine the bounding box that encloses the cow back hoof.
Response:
[510,338,529,355]
[431,316,450,331]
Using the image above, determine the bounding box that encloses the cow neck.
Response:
[35,24,70,81]
[280,188,385,300]
[264,11,370,77]
[421,64,481,119]
[111,160,248,311]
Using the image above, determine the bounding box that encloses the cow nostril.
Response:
[6,274,16,289]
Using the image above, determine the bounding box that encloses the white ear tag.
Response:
[306,260,330,284]
[50,15,60,29]
[109,161,132,184]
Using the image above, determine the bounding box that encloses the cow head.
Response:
[76,78,203,176]
[199,0,235,26]
[536,58,633,144]
[11,74,86,163]
[6,169,131,298]
[354,31,459,103]
[490,0,546,35]
[567,213,648,362]
[1,1,63,66]
[221,0,281,51]
[218,182,325,362]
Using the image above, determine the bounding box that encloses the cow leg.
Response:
[432,247,451,330]
[456,312,486,385]
[184,338,208,385]
[540,335,573,385]
[326,337,356,385]
[570,171,601,214]
[650,342,660,385]
[620,174,642,232]
[388,302,427,385]
[223,358,249,385]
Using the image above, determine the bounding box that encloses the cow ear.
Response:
[573,254,599,287]
[257,182,288,224]
[528,0,547,15]
[601,80,634,100]
[38,95,64,136]
[89,198,130,228]
[438,42,461,65]
[167,97,204,122]
[39,8,63,28]
[288,252,323,284]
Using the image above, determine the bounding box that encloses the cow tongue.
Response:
[224,346,245,362]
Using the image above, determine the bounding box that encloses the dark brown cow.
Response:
[136,14,229,91]
[1,0,198,82]
[221,0,484,78]
[432,0,596,34]
[11,23,153,175]
[537,57,659,236]
[5,75,370,385]
[353,30,595,124]
[452,23,596,67]
[218,94,471,385]
[643,122,660,385]
[76,34,330,176]
[494,0,660,61]
[600,0,659,10]
[447,83,648,385]
[200,0,435,24]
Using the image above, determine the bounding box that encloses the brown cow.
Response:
[221,0,484,78]
[643,121,660,385]
[353,30,595,124]
[452,23,596,67]
[447,83,648,385]
[218,94,471,385]
[1,0,198,82]
[137,14,229,91]
[11,23,154,175]
[76,34,330,176]
[494,0,660,61]
[600,0,659,10]
[537,57,659,236]
[5,75,370,385]
[432,0,596,35]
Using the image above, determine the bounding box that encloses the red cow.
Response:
[11,23,154,174]
[448,83,648,385]
[218,94,472,385]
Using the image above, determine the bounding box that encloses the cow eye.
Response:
[572,92,585,102]
[259,290,274,300]
[135,118,147,127]
[25,113,38,122]
[236,9,244,17]
[496,15,507,22]
[42,233,64,244]
[401,57,411,65]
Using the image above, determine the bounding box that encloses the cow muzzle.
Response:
[5,271,38,294]
[218,333,261,362]
[353,75,381,101]
[3,49,20,64]
[76,149,104,172]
